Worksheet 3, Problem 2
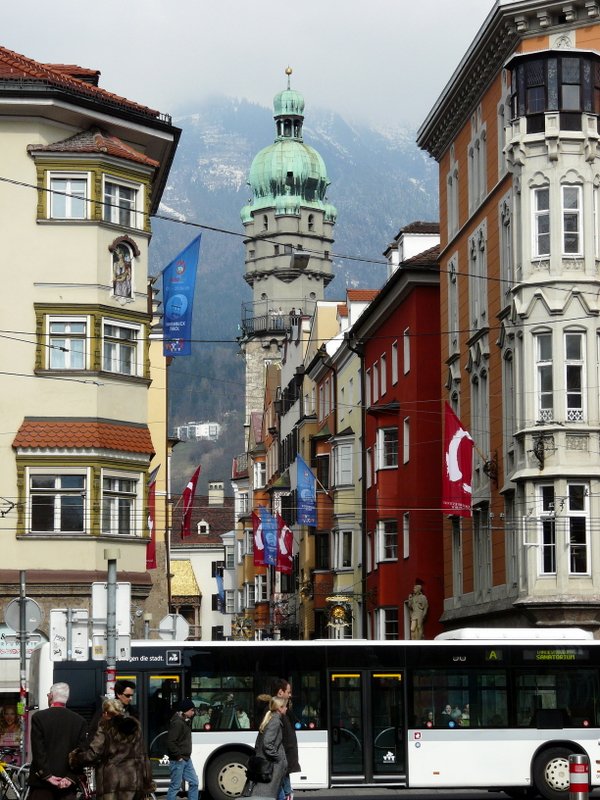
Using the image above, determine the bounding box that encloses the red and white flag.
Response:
[252,510,265,566]
[146,465,160,569]
[181,465,201,538]
[276,514,294,575]
[442,403,474,517]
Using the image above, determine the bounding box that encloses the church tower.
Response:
[239,68,337,422]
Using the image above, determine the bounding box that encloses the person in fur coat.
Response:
[70,699,154,800]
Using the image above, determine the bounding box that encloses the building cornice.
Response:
[417,0,600,161]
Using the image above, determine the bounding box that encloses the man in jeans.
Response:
[167,699,199,800]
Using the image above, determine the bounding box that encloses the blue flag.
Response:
[216,572,225,613]
[259,507,278,566]
[162,235,201,356]
[296,454,316,526]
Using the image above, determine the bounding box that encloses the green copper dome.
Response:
[241,70,336,220]
[273,87,304,116]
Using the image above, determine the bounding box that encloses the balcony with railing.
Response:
[239,299,316,338]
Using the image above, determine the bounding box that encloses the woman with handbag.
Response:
[243,697,288,798]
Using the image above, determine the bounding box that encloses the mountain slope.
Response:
[149,97,439,493]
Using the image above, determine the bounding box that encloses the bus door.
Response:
[117,671,182,782]
[329,671,405,783]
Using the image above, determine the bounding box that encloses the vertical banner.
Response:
[146,465,160,570]
[259,506,278,566]
[442,403,475,517]
[162,235,202,356]
[276,514,294,575]
[216,572,225,613]
[252,511,265,566]
[296,454,316,526]
[181,465,201,538]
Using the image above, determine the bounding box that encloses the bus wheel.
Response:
[533,747,573,800]
[205,750,249,800]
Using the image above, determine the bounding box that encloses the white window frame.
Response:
[333,529,353,570]
[380,355,387,397]
[365,369,371,407]
[377,519,398,562]
[225,590,235,614]
[246,582,256,609]
[533,186,550,258]
[366,448,372,489]
[403,513,410,559]
[253,461,266,489]
[535,331,554,422]
[468,222,487,330]
[565,331,585,422]
[379,607,399,640]
[567,482,589,576]
[499,193,513,301]
[372,362,379,404]
[255,574,268,602]
[103,175,142,229]
[447,255,459,357]
[27,466,89,534]
[538,484,556,576]
[49,173,89,220]
[377,427,398,470]
[102,319,142,376]
[561,184,583,257]
[403,417,410,464]
[403,329,410,374]
[333,442,353,486]
[391,341,398,385]
[244,528,254,555]
[447,155,459,238]
[101,469,140,536]
[225,546,235,570]
[47,315,89,370]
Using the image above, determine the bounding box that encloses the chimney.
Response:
[208,480,224,506]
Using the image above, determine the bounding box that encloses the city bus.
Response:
[29,630,600,800]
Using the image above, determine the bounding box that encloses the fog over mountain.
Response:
[148,97,439,494]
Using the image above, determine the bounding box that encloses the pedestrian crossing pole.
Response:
[104,549,120,698]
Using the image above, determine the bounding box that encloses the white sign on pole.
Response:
[49,609,89,662]
[91,633,131,661]
[91,582,131,635]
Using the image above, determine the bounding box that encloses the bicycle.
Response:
[0,759,29,800]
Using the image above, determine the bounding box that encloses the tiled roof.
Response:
[171,559,201,597]
[0,45,161,119]
[347,289,380,302]
[41,64,100,85]
[28,127,160,168]
[403,244,440,267]
[400,221,440,234]
[13,418,155,455]
[337,304,348,317]
[171,494,235,547]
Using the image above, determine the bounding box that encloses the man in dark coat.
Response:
[88,680,137,738]
[271,679,300,800]
[166,699,199,800]
[29,682,88,800]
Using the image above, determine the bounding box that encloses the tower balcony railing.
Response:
[239,298,316,337]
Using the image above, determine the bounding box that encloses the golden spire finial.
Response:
[285,66,292,89]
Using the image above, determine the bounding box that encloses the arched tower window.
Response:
[308,214,314,231]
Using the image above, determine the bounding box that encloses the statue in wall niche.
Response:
[408,584,428,640]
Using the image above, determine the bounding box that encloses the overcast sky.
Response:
[3,0,494,129]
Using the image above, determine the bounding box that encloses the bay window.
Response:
[533,187,550,258]
[102,320,140,376]
[565,332,584,421]
[333,442,353,486]
[102,474,137,535]
[535,332,553,421]
[568,483,589,575]
[48,318,87,370]
[104,179,138,227]
[30,472,86,533]
[50,175,88,219]
[562,185,582,255]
